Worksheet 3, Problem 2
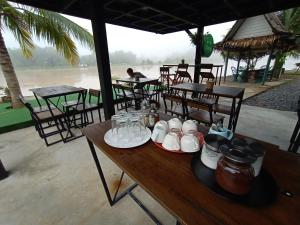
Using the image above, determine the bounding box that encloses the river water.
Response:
[0,64,214,96]
[0,56,298,97]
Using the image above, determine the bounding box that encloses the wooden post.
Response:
[193,27,204,83]
[0,159,8,181]
[235,53,241,81]
[90,1,115,119]
[223,50,229,82]
[262,48,274,85]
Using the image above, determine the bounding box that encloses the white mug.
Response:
[181,133,200,152]
[168,118,182,131]
[182,120,198,134]
[151,125,167,143]
[162,132,180,151]
[155,120,168,131]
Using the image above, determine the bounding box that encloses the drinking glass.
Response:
[111,115,121,137]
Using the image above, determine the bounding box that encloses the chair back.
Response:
[177,63,189,72]
[160,67,170,75]
[162,93,185,118]
[173,71,192,85]
[88,89,101,104]
[184,98,214,123]
[112,83,134,98]
[200,64,213,71]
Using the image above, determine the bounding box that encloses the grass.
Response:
[0,94,102,134]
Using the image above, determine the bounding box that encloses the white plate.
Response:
[104,128,152,148]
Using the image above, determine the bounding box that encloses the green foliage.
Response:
[8,47,69,68]
[0,1,94,64]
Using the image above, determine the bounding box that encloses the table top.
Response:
[116,77,158,84]
[30,85,85,98]
[171,82,245,98]
[82,114,300,225]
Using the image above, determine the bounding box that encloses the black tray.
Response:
[191,152,278,206]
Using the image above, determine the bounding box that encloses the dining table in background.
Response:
[82,113,300,225]
[30,85,86,141]
[170,82,245,132]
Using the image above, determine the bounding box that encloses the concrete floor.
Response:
[0,104,297,225]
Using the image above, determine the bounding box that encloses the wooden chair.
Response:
[160,67,173,92]
[162,93,185,118]
[18,95,55,113]
[143,80,163,102]
[70,89,102,125]
[19,96,68,146]
[112,83,143,111]
[60,88,87,111]
[184,98,224,126]
[199,64,215,84]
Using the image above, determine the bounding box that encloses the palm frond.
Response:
[0,1,34,57]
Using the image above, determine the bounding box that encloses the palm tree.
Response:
[273,8,300,74]
[0,0,94,108]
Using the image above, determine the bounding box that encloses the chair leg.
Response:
[98,109,102,122]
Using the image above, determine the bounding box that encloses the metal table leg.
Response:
[87,138,163,225]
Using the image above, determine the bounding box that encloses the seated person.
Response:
[127,68,147,79]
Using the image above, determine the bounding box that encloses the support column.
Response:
[235,53,241,81]
[223,50,229,82]
[193,27,204,83]
[262,48,274,85]
[90,1,115,119]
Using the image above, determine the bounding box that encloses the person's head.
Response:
[127,68,134,77]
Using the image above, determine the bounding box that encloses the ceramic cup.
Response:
[181,133,200,153]
[168,118,182,131]
[151,121,168,143]
[162,132,181,151]
[182,120,198,134]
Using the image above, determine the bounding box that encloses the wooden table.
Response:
[31,85,86,106]
[170,83,245,132]
[82,113,300,225]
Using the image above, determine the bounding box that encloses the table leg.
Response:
[87,138,163,224]
[33,93,42,108]
[219,67,223,86]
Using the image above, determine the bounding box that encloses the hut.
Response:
[215,13,297,84]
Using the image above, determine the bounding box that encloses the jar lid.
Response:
[231,137,247,147]
[220,144,257,164]
[248,142,265,157]
[204,134,230,152]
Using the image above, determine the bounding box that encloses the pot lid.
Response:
[204,134,230,151]
[220,144,257,164]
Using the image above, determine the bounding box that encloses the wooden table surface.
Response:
[30,85,85,98]
[171,83,244,99]
[82,114,300,225]
[116,77,158,85]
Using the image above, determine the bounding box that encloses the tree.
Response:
[273,8,300,74]
[0,1,94,108]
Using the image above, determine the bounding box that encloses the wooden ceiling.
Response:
[9,0,300,34]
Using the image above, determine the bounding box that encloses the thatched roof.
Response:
[215,13,296,55]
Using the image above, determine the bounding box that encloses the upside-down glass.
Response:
[111,115,121,137]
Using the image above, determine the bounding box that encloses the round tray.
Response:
[104,128,151,148]
[153,132,204,154]
[191,152,278,206]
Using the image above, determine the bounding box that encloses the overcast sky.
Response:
[3,14,235,61]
